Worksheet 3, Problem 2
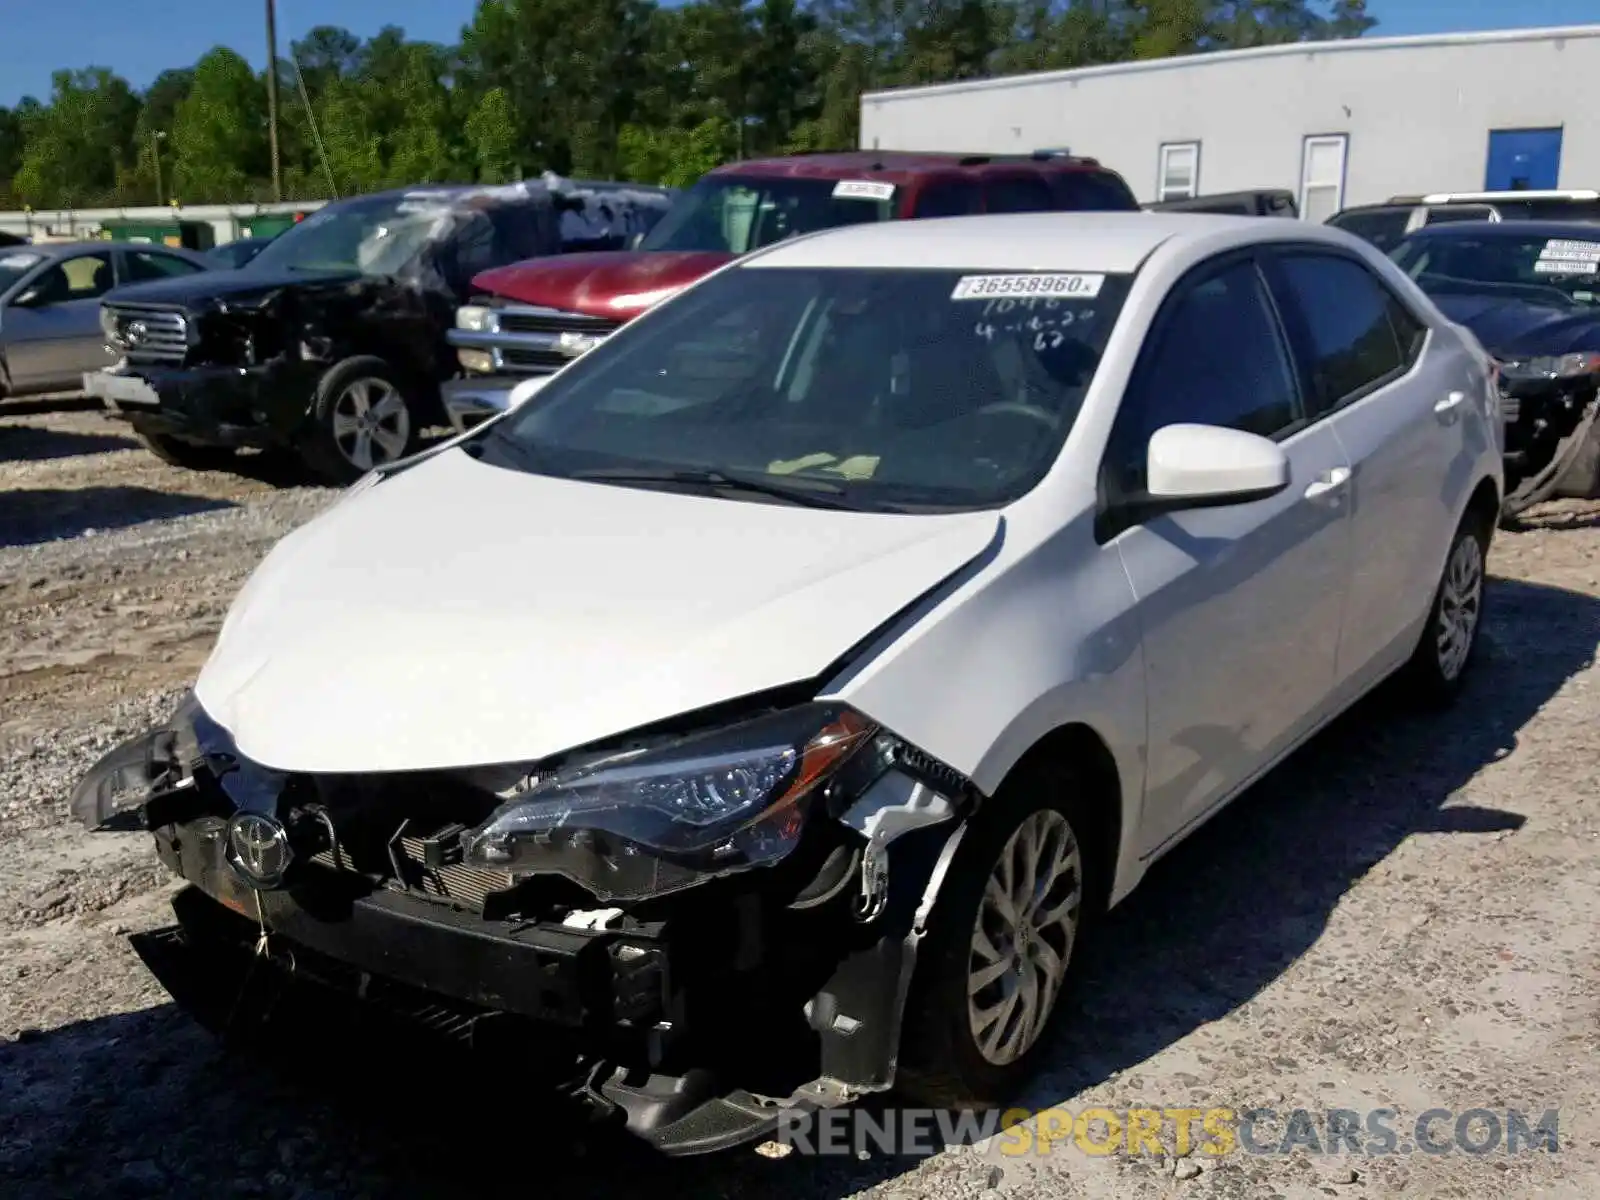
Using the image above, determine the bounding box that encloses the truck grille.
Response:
[105,305,190,366]
[496,305,619,337]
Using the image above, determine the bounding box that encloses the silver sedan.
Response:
[0,241,212,399]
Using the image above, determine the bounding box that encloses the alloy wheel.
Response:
[1435,532,1484,682]
[967,808,1083,1066]
[330,377,410,472]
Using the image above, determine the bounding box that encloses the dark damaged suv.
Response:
[84,179,672,483]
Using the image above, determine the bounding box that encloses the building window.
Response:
[1300,134,1348,223]
[1157,142,1200,201]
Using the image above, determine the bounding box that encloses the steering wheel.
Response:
[974,401,1062,429]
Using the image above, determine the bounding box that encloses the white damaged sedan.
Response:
[74,212,1502,1152]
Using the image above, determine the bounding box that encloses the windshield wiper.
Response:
[568,465,854,509]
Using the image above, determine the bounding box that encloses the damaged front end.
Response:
[74,691,979,1154]
[1499,351,1600,520]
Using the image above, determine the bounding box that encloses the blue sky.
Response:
[1,0,1596,107]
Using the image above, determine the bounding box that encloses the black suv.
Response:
[85,180,674,483]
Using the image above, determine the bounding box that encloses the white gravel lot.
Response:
[2,400,1598,1200]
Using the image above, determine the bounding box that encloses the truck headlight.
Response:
[459,705,883,901]
[457,348,496,374]
[455,305,498,333]
[99,306,117,340]
[1498,352,1600,382]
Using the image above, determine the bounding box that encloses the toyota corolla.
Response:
[72,212,1502,1154]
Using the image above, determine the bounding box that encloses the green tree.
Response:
[12,68,141,206]
[169,48,267,203]
[464,86,520,182]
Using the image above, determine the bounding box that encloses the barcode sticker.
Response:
[832,180,897,201]
[951,273,1105,301]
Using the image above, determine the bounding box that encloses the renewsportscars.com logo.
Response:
[773,1105,1562,1159]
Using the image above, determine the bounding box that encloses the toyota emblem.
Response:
[226,812,293,887]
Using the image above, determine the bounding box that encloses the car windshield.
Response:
[1391,231,1600,308]
[480,265,1130,512]
[638,176,895,255]
[244,195,447,276]
[0,249,45,295]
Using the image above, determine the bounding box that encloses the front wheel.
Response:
[1399,512,1489,705]
[298,357,420,486]
[896,766,1097,1107]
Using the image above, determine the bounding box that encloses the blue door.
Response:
[1485,127,1563,191]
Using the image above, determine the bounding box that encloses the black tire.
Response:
[131,422,238,472]
[1398,508,1490,706]
[298,356,421,486]
[896,760,1104,1108]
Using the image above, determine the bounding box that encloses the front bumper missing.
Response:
[85,359,319,449]
[125,772,961,1155]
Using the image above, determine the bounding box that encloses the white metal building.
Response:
[858,25,1600,221]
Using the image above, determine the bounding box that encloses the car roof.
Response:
[742,211,1339,273]
[707,150,1111,184]
[3,240,117,258]
[1401,219,1600,240]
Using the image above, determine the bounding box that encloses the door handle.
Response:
[1435,391,1466,421]
[1303,466,1351,500]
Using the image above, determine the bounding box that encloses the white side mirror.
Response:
[1146,423,1290,504]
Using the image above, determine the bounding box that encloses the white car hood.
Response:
[195,447,1000,773]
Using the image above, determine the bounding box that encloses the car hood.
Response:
[1430,292,1600,357]
[193,448,1001,774]
[471,251,733,321]
[103,265,364,309]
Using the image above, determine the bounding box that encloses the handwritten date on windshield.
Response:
[972,295,1098,350]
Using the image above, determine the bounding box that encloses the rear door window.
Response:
[124,251,204,282]
[983,176,1055,214]
[911,179,982,218]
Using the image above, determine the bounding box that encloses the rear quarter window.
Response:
[1052,170,1140,211]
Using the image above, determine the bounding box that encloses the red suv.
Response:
[443,150,1139,430]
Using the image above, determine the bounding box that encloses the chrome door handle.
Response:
[1304,466,1351,500]
[1435,391,1466,421]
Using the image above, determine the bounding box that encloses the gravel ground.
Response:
[3,400,1598,1200]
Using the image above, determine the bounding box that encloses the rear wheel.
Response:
[1399,511,1489,706]
[298,357,419,486]
[897,763,1099,1107]
[132,422,238,472]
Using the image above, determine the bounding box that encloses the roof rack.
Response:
[1417,189,1600,203]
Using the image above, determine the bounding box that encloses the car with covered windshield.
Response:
[82,177,672,482]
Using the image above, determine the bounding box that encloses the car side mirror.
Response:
[1146,423,1291,505]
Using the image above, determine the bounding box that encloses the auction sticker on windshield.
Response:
[1535,239,1600,274]
[833,180,896,202]
[952,273,1105,301]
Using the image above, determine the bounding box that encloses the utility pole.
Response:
[265,0,283,201]
[151,130,167,207]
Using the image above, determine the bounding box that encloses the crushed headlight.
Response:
[1498,352,1600,382]
[70,691,202,829]
[459,704,882,901]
